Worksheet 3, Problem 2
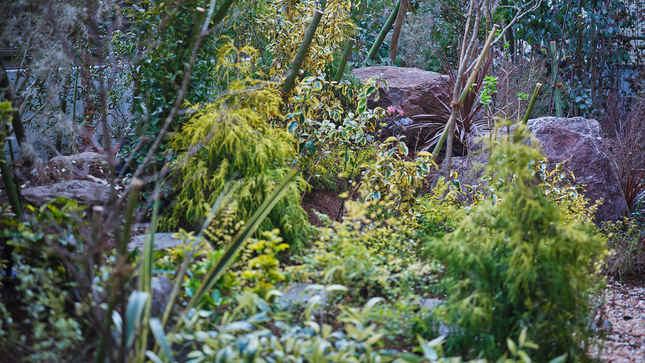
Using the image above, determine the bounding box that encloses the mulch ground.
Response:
[301,188,344,227]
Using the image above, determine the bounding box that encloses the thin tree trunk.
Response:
[389,0,408,63]
[0,55,32,167]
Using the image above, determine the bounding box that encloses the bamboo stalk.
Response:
[432,24,499,162]
[522,83,542,125]
[282,10,324,94]
[365,0,401,64]
[334,38,355,83]
[550,41,562,117]
[212,0,236,26]
[186,7,206,51]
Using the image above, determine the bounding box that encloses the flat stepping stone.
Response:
[420,298,444,310]
[127,233,186,252]
[279,283,328,305]
[22,180,110,206]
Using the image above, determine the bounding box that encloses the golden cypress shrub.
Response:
[160,78,310,247]
[428,126,606,361]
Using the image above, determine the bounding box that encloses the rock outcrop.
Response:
[21,180,110,206]
[151,275,174,316]
[50,152,107,166]
[443,117,628,223]
[352,66,450,148]
[127,233,186,252]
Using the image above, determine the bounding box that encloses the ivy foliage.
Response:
[258,0,356,78]
[428,126,606,360]
[359,137,435,217]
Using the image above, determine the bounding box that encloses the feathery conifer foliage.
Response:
[161,75,310,247]
[428,126,606,360]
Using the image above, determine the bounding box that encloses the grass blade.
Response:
[150,317,175,362]
[180,169,299,327]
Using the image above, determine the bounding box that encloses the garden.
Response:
[0,0,644,362]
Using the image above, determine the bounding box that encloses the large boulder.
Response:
[443,117,628,223]
[451,117,628,223]
[527,117,628,222]
[352,66,450,147]
[21,180,110,206]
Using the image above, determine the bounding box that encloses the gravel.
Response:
[589,280,645,362]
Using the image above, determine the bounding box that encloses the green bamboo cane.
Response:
[550,41,562,117]
[186,7,206,51]
[431,24,499,161]
[334,38,355,83]
[365,0,401,64]
[282,10,324,94]
[212,0,236,26]
[522,83,542,125]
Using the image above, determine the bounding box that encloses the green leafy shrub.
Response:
[417,177,466,240]
[161,78,310,247]
[359,137,435,217]
[122,0,221,170]
[239,229,290,299]
[427,127,606,360]
[174,291,399,362]
[14,264,83,363]
[603,218,645,279]
[0,200,88,362]
[288,201,442,303]
[368,300,435,350]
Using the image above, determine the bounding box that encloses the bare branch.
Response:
[491,0,541,47]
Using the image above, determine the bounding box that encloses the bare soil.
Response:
[301,188,345,227]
